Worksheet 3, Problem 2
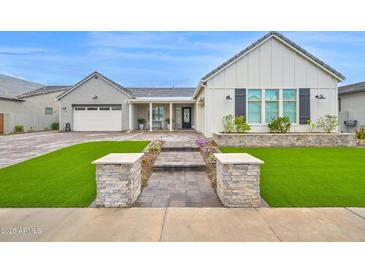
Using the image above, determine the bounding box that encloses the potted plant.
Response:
[137,118,145,130]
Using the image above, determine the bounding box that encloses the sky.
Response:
[0,31,364,87]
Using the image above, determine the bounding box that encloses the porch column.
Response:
[129,103,132,130]
[169,102,173,131]
[149,102,153,131]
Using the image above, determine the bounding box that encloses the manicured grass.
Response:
[220,147,365,207]
[0,141,149,207]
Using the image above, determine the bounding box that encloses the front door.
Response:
[0,113,3,134]
[181,107,191,129]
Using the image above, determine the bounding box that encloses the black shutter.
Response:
[235,89,246,117]
[299,88,310,124]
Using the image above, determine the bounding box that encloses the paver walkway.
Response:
[1,208,365,241]
[135,140,221,207]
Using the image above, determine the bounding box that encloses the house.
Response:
[338,81,365,132]
[0,74,67,134]
[57,31,344,136]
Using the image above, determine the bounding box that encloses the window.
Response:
[152,107,164,121]
[283,89,297,123]
[45,107,53,115]
[99,107,110,111]
[75,107,85,111]
[247,89,262,123]
[111,106,121,110]
[87,107,97,111]
[265,89,279,123]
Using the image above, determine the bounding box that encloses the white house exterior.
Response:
[193,32,345,137]
[57,32,345,137]
[338,81,365,132]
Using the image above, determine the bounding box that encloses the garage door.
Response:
[73,105,122,131]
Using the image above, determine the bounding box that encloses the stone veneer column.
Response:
[214,153,264,208]
[92,153,144,207]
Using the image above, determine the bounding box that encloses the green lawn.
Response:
[220,147,365,207]
[0,141,149,207]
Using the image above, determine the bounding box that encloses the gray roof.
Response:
[0,74,43,97]
[127,87,195,98]
[339,81,365,96]
[0,95,24,102]
[19,86,71,98]
[201,31,345,82]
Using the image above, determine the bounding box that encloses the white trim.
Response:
[129,103,132,130]
[128,97,195,103]
[149,102,153,131]
[169,102,173,131]
[57,72,134,100]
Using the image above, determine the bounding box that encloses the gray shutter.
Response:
[299,88,310,124]
[235,89,246,117]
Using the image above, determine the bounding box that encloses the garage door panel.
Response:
[73,106,122,131]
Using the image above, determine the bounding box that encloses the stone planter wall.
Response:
[213,132,357,147]
[92,153,144,207]
[214,153,263,207]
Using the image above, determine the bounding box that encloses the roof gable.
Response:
[200,31,345,83]
[57,72,135,100]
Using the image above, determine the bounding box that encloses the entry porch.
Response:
[128,98,196,131]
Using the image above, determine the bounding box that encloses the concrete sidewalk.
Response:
[0,208,364,242]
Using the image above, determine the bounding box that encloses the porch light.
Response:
[92,95,98,100]
[226,95,232,100]
[315,94,325,99]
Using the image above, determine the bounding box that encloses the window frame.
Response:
[45,107,53,115]
[152,106,164,122]
[244,88,299,125]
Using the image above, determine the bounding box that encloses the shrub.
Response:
[14,125,24,133]
[137,118,145,124]
[306,119,316,132]
[356,126,365,140]
[222,115,235,133]
[316,115,338,133]
[165,118,174,124]
[268,116,291,133]
[234,115,251,133]
[51,122,59,130]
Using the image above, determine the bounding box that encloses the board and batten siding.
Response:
[204,36,339,137]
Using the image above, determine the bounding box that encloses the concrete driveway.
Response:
[0,207,364,242]
[0,131,200,168]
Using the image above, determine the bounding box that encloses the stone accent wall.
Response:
[213,132,357,147]
[215,153,263,207]
[94,155,142,207]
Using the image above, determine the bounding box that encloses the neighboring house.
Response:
[338,81,365,132]
[0,86,68,134]
[0,74,43,97]
[58,32,345,137]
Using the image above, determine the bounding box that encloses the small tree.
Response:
[222,115,235,133]
[234,115,251,133]
[268,116,291,133]
[316,115,338,133]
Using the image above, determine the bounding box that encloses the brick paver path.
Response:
[134,140,221,207]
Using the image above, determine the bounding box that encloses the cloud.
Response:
[0,46,52,55]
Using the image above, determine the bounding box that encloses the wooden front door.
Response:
[181,107,192,129]
[0,113,4,134]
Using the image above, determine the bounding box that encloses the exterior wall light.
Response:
[92,95,98,100]
[226,95,232,100]
[315,94,325,99]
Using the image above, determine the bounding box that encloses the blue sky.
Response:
[0,31,364,87]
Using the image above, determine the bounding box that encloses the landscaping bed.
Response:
[0,141,149,207]
[141,140,164,187]
[220,147,365,207]
[196,137,219,188]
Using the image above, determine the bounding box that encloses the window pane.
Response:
[283,102,296,123]
[248,102,261,123]
[283,89,296,100]
[248,89,261,100]
[265,89,279,101]
[265,102,278,122]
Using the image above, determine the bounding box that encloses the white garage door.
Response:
[73,105,122,131]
